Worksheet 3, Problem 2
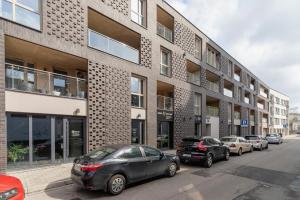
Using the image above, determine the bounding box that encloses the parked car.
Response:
[0,174,25,200]
[266,133,283,144]
[220,136,253,156]
[71,144,180,195]
[244,135,268,151]
[176,136,230,168]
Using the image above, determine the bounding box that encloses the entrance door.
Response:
[67,118,85,158]
[157,122,170,149]
[131,120,145,144]
[195,123,201,137]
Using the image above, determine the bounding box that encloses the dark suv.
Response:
[176,136,230,168]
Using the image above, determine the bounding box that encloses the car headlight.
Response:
[0,188,18,199]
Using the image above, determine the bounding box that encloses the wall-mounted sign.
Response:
[206,117,211,124]
[241,120,249,127]
[157,110,173,121]
[195,115,202,123]
[71,130,80,137]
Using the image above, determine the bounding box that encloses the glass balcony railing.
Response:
[207,81,219,93]
[250,84,255,90]
[224,88,233,98]
[260,90,268,98]
[157,95,173,111]
[207,106,219,117]
[5,63,87,99]
[88,29,139,64]
[157,22,173,42]
[187,72,200,85]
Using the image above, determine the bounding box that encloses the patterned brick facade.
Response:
[88,61,130,151]
[219,100,228,138]
[106,0,129,16]
[174,21,195,55]
[46,0,85,46]
[174,87,194,147]
[140,36,152,69]
[172,52,187,81]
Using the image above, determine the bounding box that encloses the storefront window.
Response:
[33,116,51,161]
[7,114,29,164]
[131,119,145,144]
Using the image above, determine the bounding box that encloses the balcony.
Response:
[157,95,173,111]
[224,88,233,98]
[207,81,219,93]
[88,29,139,64]
[250,83,255,90]
[257,103,264,110]
[157,22,173,42]
[5,63,87,99]
[234,73,241,82]
[245,97,250,104]
[207,106,219,117]
[260,90,268,98]
[186,60,201,86]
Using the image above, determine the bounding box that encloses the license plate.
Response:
[182,154,191,158]
[74,164,81,172]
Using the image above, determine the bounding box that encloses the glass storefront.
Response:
[6,113,86,167]
[131,119,145,144]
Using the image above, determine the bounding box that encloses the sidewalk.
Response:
[7,149,177,194]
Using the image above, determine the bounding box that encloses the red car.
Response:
[0,174,24,200]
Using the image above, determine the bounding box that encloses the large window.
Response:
[0,0,41,30]
[194,93,201,115]
[195,36,202,60]
[131,0,146,27]
[7,114,29,164]
[131,76,144,108]
[207,46,220,69]
[160,47,172,77]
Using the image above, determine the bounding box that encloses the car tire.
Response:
[259,145,263,151]
[238,148,242,156]
[250,146,254,152]
[224,150,230,161]
[167,162,177,177]
[204,153,213,168]
[266,144,269,149]
[108,174,126,195]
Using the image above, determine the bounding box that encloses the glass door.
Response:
[131,120,145,144]
[157,121,170,149]
[67,118,85,158]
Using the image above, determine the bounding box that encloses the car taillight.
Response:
[230,144,236,148]
[81,163,103,172]
[198,141,207,151]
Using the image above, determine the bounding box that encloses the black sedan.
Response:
[176,136,230,168]
[71,144,180,195]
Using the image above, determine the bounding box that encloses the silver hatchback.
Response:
[266,133,283,144]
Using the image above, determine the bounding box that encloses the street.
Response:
[27,136,300,200]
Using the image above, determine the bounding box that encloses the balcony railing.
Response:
[88,29,139,64]
[207,106,219,117]
[187,72,200,85]
[260,90,268,98]
[5,63,87,99]
[257,103,264,110]
[224,88,233,98]
[250,84,255,90]
[244,97,250,104]
[157,95,173,111]
[207,81,219,93]
[157,22,173,42]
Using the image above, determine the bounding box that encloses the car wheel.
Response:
[108,174,126,195]
[224,150,230,161]
[167,162,177,177]
[266,144,269,149]
[250,146,254,152]
[259,145,263,151]
[204,153,213,168]
[238,148,242,156]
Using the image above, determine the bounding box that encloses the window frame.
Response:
[160,47,172,77]
[131,76,145,108]
[195,35,202,60]
[130,0,146,27]
[0,0,42,30]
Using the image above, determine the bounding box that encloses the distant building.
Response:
[289,113,300,134]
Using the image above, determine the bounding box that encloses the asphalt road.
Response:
[27,136,300,200]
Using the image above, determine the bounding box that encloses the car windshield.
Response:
[268,134,277,137]
[245,136,258,140]
[221,138,237,142]
[86,147,118,160]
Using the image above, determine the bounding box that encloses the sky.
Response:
[166,0,300,111]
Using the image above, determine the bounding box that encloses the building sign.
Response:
[157,110,173,121]
[71,130,80,137]
[241,120,248,127]
[206,116,211,124]
[195,115,202,123]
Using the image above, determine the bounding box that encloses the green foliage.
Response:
[7,144,28,163]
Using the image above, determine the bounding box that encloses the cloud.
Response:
[166,0,300,109]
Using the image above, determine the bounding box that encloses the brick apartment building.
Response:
[0,0,275,171]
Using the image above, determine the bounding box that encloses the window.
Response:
[131,77,144,108]
[195,36,202,59]
[131,0,146,26]
[0,0,41,30]
[143,146,161,157]
[120,147,143,159]
[207,46,220,69]
[228,61,233,77]
[194,93,201,115]
[160,47,172,77]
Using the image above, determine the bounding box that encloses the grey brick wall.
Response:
[106,0,129,16]
[219,100,228,138]
[0,31,6,172]
[174,21,195,55]
[172,52,186,81]
[174,87,194,147]
[88,61,131,151]
[140,36,152,69]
